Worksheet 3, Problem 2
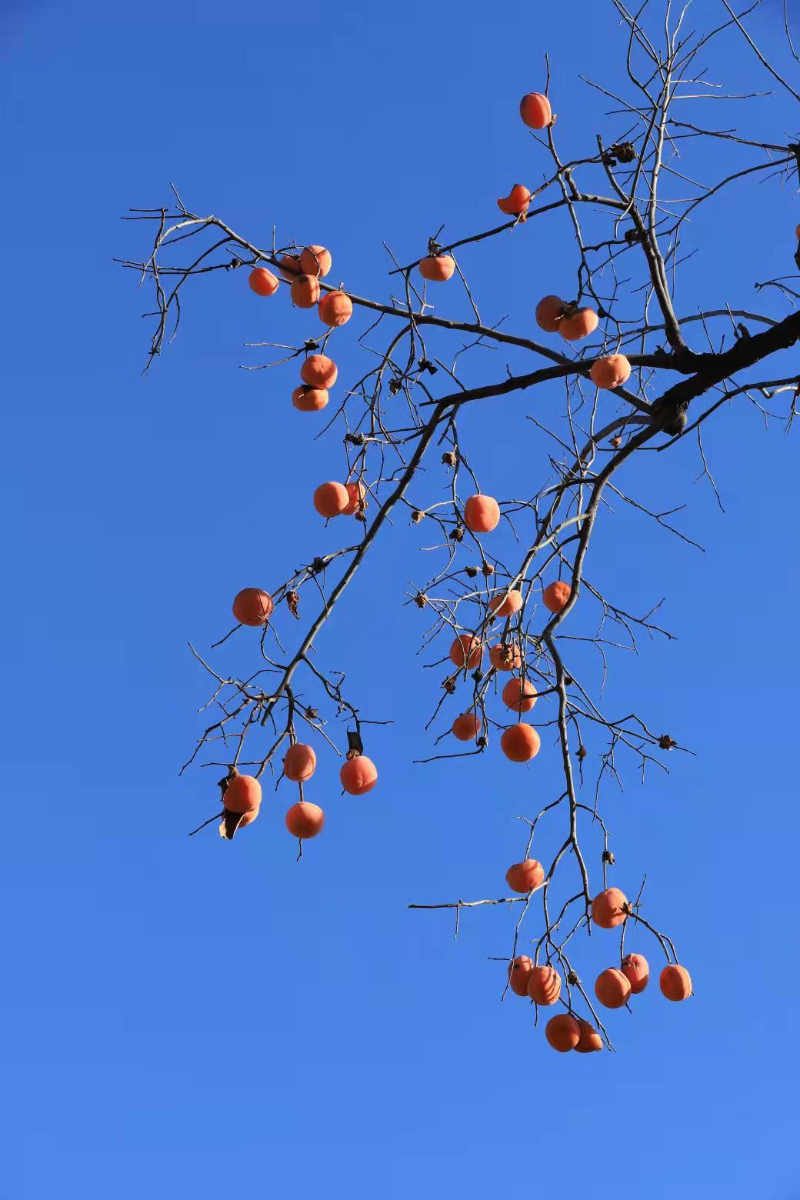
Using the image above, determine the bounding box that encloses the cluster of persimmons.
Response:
[506,867,693,1051]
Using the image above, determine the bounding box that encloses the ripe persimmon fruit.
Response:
[660,964,692,1001]
[223,772,262,814]
[560,306,599,342]
[291,274,321,307]
[621,953,649,994]
[248,267,279,296]
[505,858,545,893]
[542,580,571,614]
[489,588,523,618]
[449,633,483,669]
[340,755,378,796]
[285,801,325,839]
[490,642,522,672]
[464,494,501,533]
[419,255,456,282]
[520,92,552,129]
[313,482,350,518]
[319,290,353,328]
[500,723,540,762]
[591,888,629,929]
[283,743,317,783]
[595,967,632,1009]
[535,295,566,333]
[278,253,302,279]
[574,1020,602,1053]
[292,385,329,412]
[545,1013,581,1052]
[501,676,537,713]
[342,481,365,516]
[452,712,481,741]
[590,354,632,390]
[497,184,531,216]
[301,355,338,389]
[508,955,534,997]
[233,587,274,626]
[299,245,332,278]
[527,965,562,1006]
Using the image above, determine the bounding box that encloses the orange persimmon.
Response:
[501,676,538,713]
[590,354,632,390]
[527,965,562,1006]
[535,294,566,333]
[419,255,456,282]
[319,290,353,327]
[505,859,545,893]
[508,955,534,997]
[292,385,329,412]
[340,755,378,796]
[545,1013,580,1052]
[248,267,279,296]
[291,274,321,307]
[595,967,632,1009]
[342,481,365,516]
[519,92,552,129]
[489,588,523,618]
[660,964,692,1001]
[301,354,338,388]
[285,801,325,839]
[500,723,540,762]
[574,1020,603,1053]
[449,633,483,669]
[560,306,599,342]
[490,642,522,672]
[232,587,274,626]
[542,580,571,614]
[591,888,629,929]
[223,773,262,814]
[497,184,531,215]
[283,743,317,783]
[452,713,481,741]
[621,953,649,995]
[299,245,332,278]
[313,481,350,518]
[464,494,500,533]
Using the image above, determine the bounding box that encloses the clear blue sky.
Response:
[2,2,799,1197]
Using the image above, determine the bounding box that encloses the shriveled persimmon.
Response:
[545,1013,580,1052]
[291,273,321,308]
[340,754,378,796]
[248,267,279,296]
[233,587,274,626]
[452,712,481,741]
[489,588,522,617]
[542,580,571,614]
[590,354,631,390]
[505,858,544,893]
[489,642,522,672]
[621,953,649,994]
[283,742,317,783]
[527,964,561,1006]
[560,306,599,342]
[595,967,632,1009]
[500,723,540,762]
[313,481,350,518]
[535,295,565,333]
[501,676,537,713]
[508,955,534,997]
[292,385,329,412]
[223,772,262,814]
[449,633,483,669]
[299,245,332,278]
[497,184,531,216]
[591,887,629,929]
[660,964,692,1001]
[319,290,353,328]
[519,92,552,129]
[285,800,325,839]
[301,354,338,389]
[464,494,500,533]
[418,255,455,282]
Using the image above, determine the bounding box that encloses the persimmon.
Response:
[340,755,378,796]
[505,858,544,893]
[223,772,262,814]
[452,712,481,741]
[248,267,279,296]
[301,354,338,389]
[501,676,537,714]
[590,354,632,390]
[542,580,571,614]
[292,385,329,412]
[500,723,540,762]
[527,964,562,1006]
[497,184,531,216]
[299,245,332,278]
[519,92,552,129]
[237,808,260,829]
[595,967,632,1009]
[313,481,350,518]
[545,1013,581,1052]
[508,955,534,997]
[342,481,365,516]
[660,964,692,1002]
[278,253,302,278]
[560,306,599,342]
[291,274,321,308]
[535,294,565,333]
[283,742,317,783]
[285,800,325,839]
[233,587,274,626]
[621,953,649,994]
[449,633,483,669]
[489,588,523,618]
[464,494,500,533]
[591,887,629,929]
[319,290,353,328]
[419,255,456,282]
[490,642,522,672]
[574,1020,602,1053]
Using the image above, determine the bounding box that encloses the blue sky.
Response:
[2,1,800,1197]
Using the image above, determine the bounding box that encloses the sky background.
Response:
[2,1,799,1197]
